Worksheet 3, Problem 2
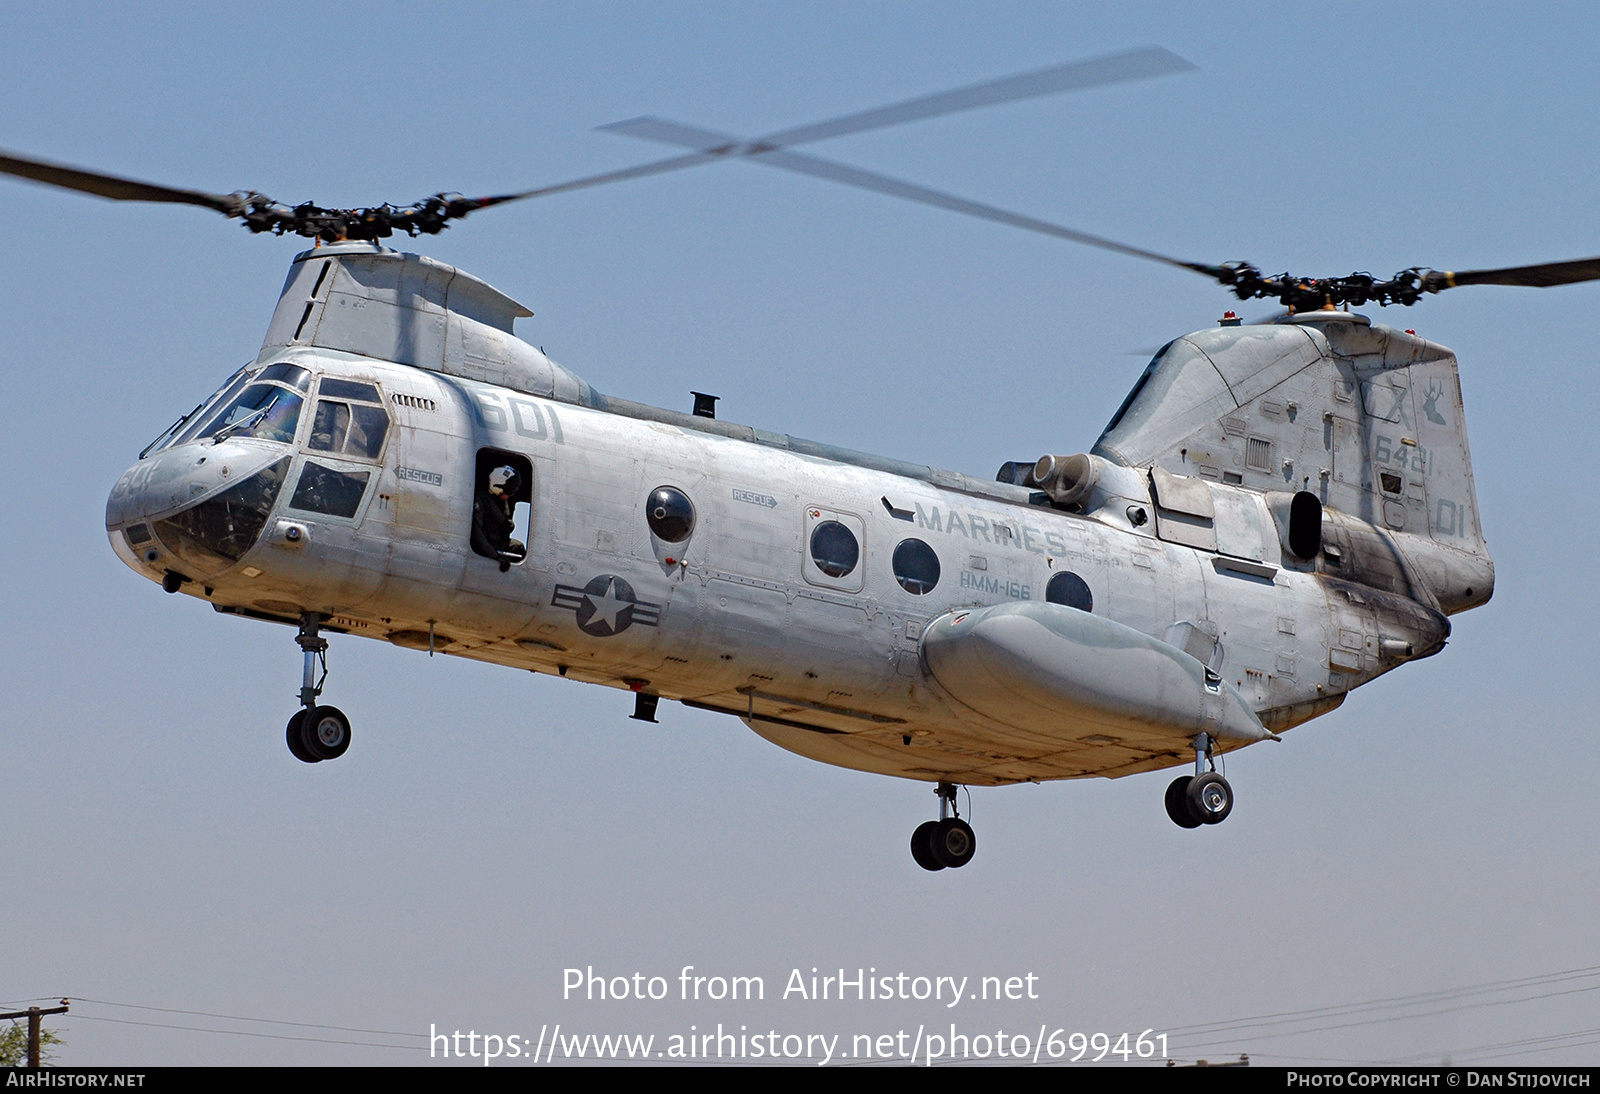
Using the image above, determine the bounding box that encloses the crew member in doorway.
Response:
[473,465,525,570]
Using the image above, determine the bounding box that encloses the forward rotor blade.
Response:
[597,119,738,152]
[1430,256,1600,290]
[0,148,242,214]
[599,48,1195,155]
[1,49,1196,235]
[580,48,1195,207]
[465,149,721,210]
[757,46,1195,149]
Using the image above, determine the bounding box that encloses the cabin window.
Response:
[803,506,865,592]
[646,486,695,543]
[892,538,941,595]
[1045,571,1093,612]
[810,520,859,578]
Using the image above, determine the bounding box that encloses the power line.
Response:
[1166,963,1600,1037]
[69,996,418,1039]
[1179,980,1600,1050]
[1388,1025,1600,1066]
[1155,963,1600,1065]
[67,1014,423,1052]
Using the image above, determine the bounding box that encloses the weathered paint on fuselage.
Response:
[109,345,1426,788]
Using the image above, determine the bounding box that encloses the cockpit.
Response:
[109,358,393,587]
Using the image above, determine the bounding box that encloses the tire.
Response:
[286,710,320,764]
[911,821,945,871]
[930,818,976,869]
[300,705,351,761]
[1165,776,1200,828]
[1185,772,1233,825]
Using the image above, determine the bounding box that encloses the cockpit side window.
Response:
[309,400,351,453]
[307,379,389,459]
[288,462,372,519]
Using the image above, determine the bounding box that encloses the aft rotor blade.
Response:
[601,117,1215,275]
[749,147,1213,273]
[0,148,242,214]
[1429,256,1600,290]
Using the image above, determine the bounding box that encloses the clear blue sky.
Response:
[3,1,1597,1065]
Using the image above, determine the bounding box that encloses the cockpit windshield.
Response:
[198,384,304,444]
[145,363,316,456]
[143,367,249,457]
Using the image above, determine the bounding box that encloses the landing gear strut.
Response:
[911,782,976,871]
[1164,732,1232,828]
[285,613,352,764]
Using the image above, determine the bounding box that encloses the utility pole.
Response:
[1,1000,69,1067]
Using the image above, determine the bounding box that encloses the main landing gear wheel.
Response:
[301,706,352,761]
[1186,772,1232,825]
[286,710,319,764]
[911,782,976,871]
[1165,776,1201,828]
[930,818,976,869]
[911,821,944,871]
[1165,732,1234,828]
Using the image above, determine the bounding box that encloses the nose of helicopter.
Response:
[106,439,293,584]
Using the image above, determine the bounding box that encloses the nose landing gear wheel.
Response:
[1165,776,1201,828]
[1185,772,1232,824]
[286,710,320,764]
[911,821,945,872]
[284,612,354,764]
[300,705,351,761]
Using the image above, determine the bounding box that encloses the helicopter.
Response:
[6,47,1597,873]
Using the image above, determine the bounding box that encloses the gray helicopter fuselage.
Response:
[104,243,1486,788]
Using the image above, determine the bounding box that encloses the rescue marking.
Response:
[395,466,443,486]
[733,488,778,509]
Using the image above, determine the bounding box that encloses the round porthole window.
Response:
[809,520,860,578]
[646,486,695,543]
[892,538,941,595]
[1046,570,1093,612]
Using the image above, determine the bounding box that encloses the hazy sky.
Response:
[3,1,1598,1066]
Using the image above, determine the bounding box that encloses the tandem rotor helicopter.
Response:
[7,47,1597,871]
